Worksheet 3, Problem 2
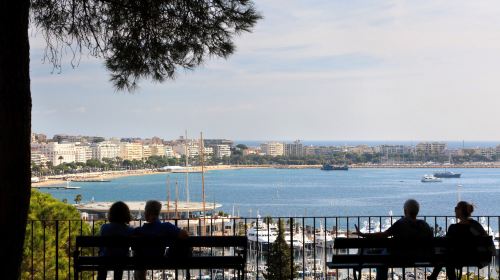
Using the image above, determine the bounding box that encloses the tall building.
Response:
[284,140,304,157]
[93,141,120,161]
[75,144,93,163]
[33,142,76,165]
[150,144,166,157]
[164,145,175,158]
[213,144,232,158]
[142,145,152,160]
[260,142,284,156]
[120,142,143,161]
[416,142,447,155]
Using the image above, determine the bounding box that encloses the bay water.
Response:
[41,168,500,218]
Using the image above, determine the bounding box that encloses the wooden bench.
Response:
[327,236,495,280]
[74,235,247,280]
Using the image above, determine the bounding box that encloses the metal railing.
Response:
[24,216,500,280]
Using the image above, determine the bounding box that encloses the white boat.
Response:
[283,228,304,249]
[360,220,381,234]
[314,224,334,247]
[293,227,313,248]
[246,218,278,248]
[421,175,442,183]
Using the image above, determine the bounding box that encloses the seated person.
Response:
[97,201,134,280]
[133,200,189,280]
[355,199,433,280]
[428,201,489,280]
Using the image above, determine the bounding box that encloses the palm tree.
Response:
[74,194,82,205]
[58,156,63,166]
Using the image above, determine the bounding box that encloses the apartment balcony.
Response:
[24,216,499,280]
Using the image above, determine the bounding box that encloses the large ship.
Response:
[321,164,348,171]
[433,171,461,178]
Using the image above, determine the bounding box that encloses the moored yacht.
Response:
[421,175,442,183]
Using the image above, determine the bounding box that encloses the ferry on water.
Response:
[433,171,461,178]
[321,164,348,171]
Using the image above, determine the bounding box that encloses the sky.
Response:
[30,0,500,141]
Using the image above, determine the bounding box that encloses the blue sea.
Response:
[41,168,500,218]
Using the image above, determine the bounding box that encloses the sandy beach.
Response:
[31,165,270,187]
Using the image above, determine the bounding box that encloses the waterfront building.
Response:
[92,141,121,161]
[164,145,175,158]
[213,144,232,158]
[30,151,47,166]
[150,144,166,157]
[378,145,412,156]
[284,140,304,157]
[260,142,284,156]
[479,147,496,159]
[75,144,93,163]
[75,201,222,220]
[497,145,500,158]
[304,145,341,156]
[416,142,447,155]
[33,142,76,165]
[120,142,144,161]
[142,145,152,160]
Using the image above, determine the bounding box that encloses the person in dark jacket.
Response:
[355,199,433,280]
[133,200,189,280]
[428,201,488,280]
[97,201,134,280]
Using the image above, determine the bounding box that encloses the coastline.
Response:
[31,163,500,187]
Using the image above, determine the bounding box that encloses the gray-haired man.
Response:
[355,199,433,280]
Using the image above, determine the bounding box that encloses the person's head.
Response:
[108,201,131,224]
[144,200,162,222]
[403,199,420,219]
[455,201,474,220]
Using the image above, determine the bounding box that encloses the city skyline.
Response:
[31,1,500,140]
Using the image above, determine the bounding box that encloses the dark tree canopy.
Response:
[31,0,261,90]
[1,1,260,278]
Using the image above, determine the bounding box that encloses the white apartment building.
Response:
[75,144,93,163]
[33,142,76,165]
[173,141,201,158]
[260,142,284,156]
[93,141,120,161]
[120,142,143,161]
[164,145,175,158]
[213,144,231,158]
[416,142,447,155]
[31,151,47,166]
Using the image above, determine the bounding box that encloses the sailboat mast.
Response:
[200,132,206,235]
[185,130,190,218]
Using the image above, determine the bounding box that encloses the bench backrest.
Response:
[75,235,248,251]
[333,236,495,268]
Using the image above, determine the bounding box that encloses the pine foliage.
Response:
[264,220,298,280]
